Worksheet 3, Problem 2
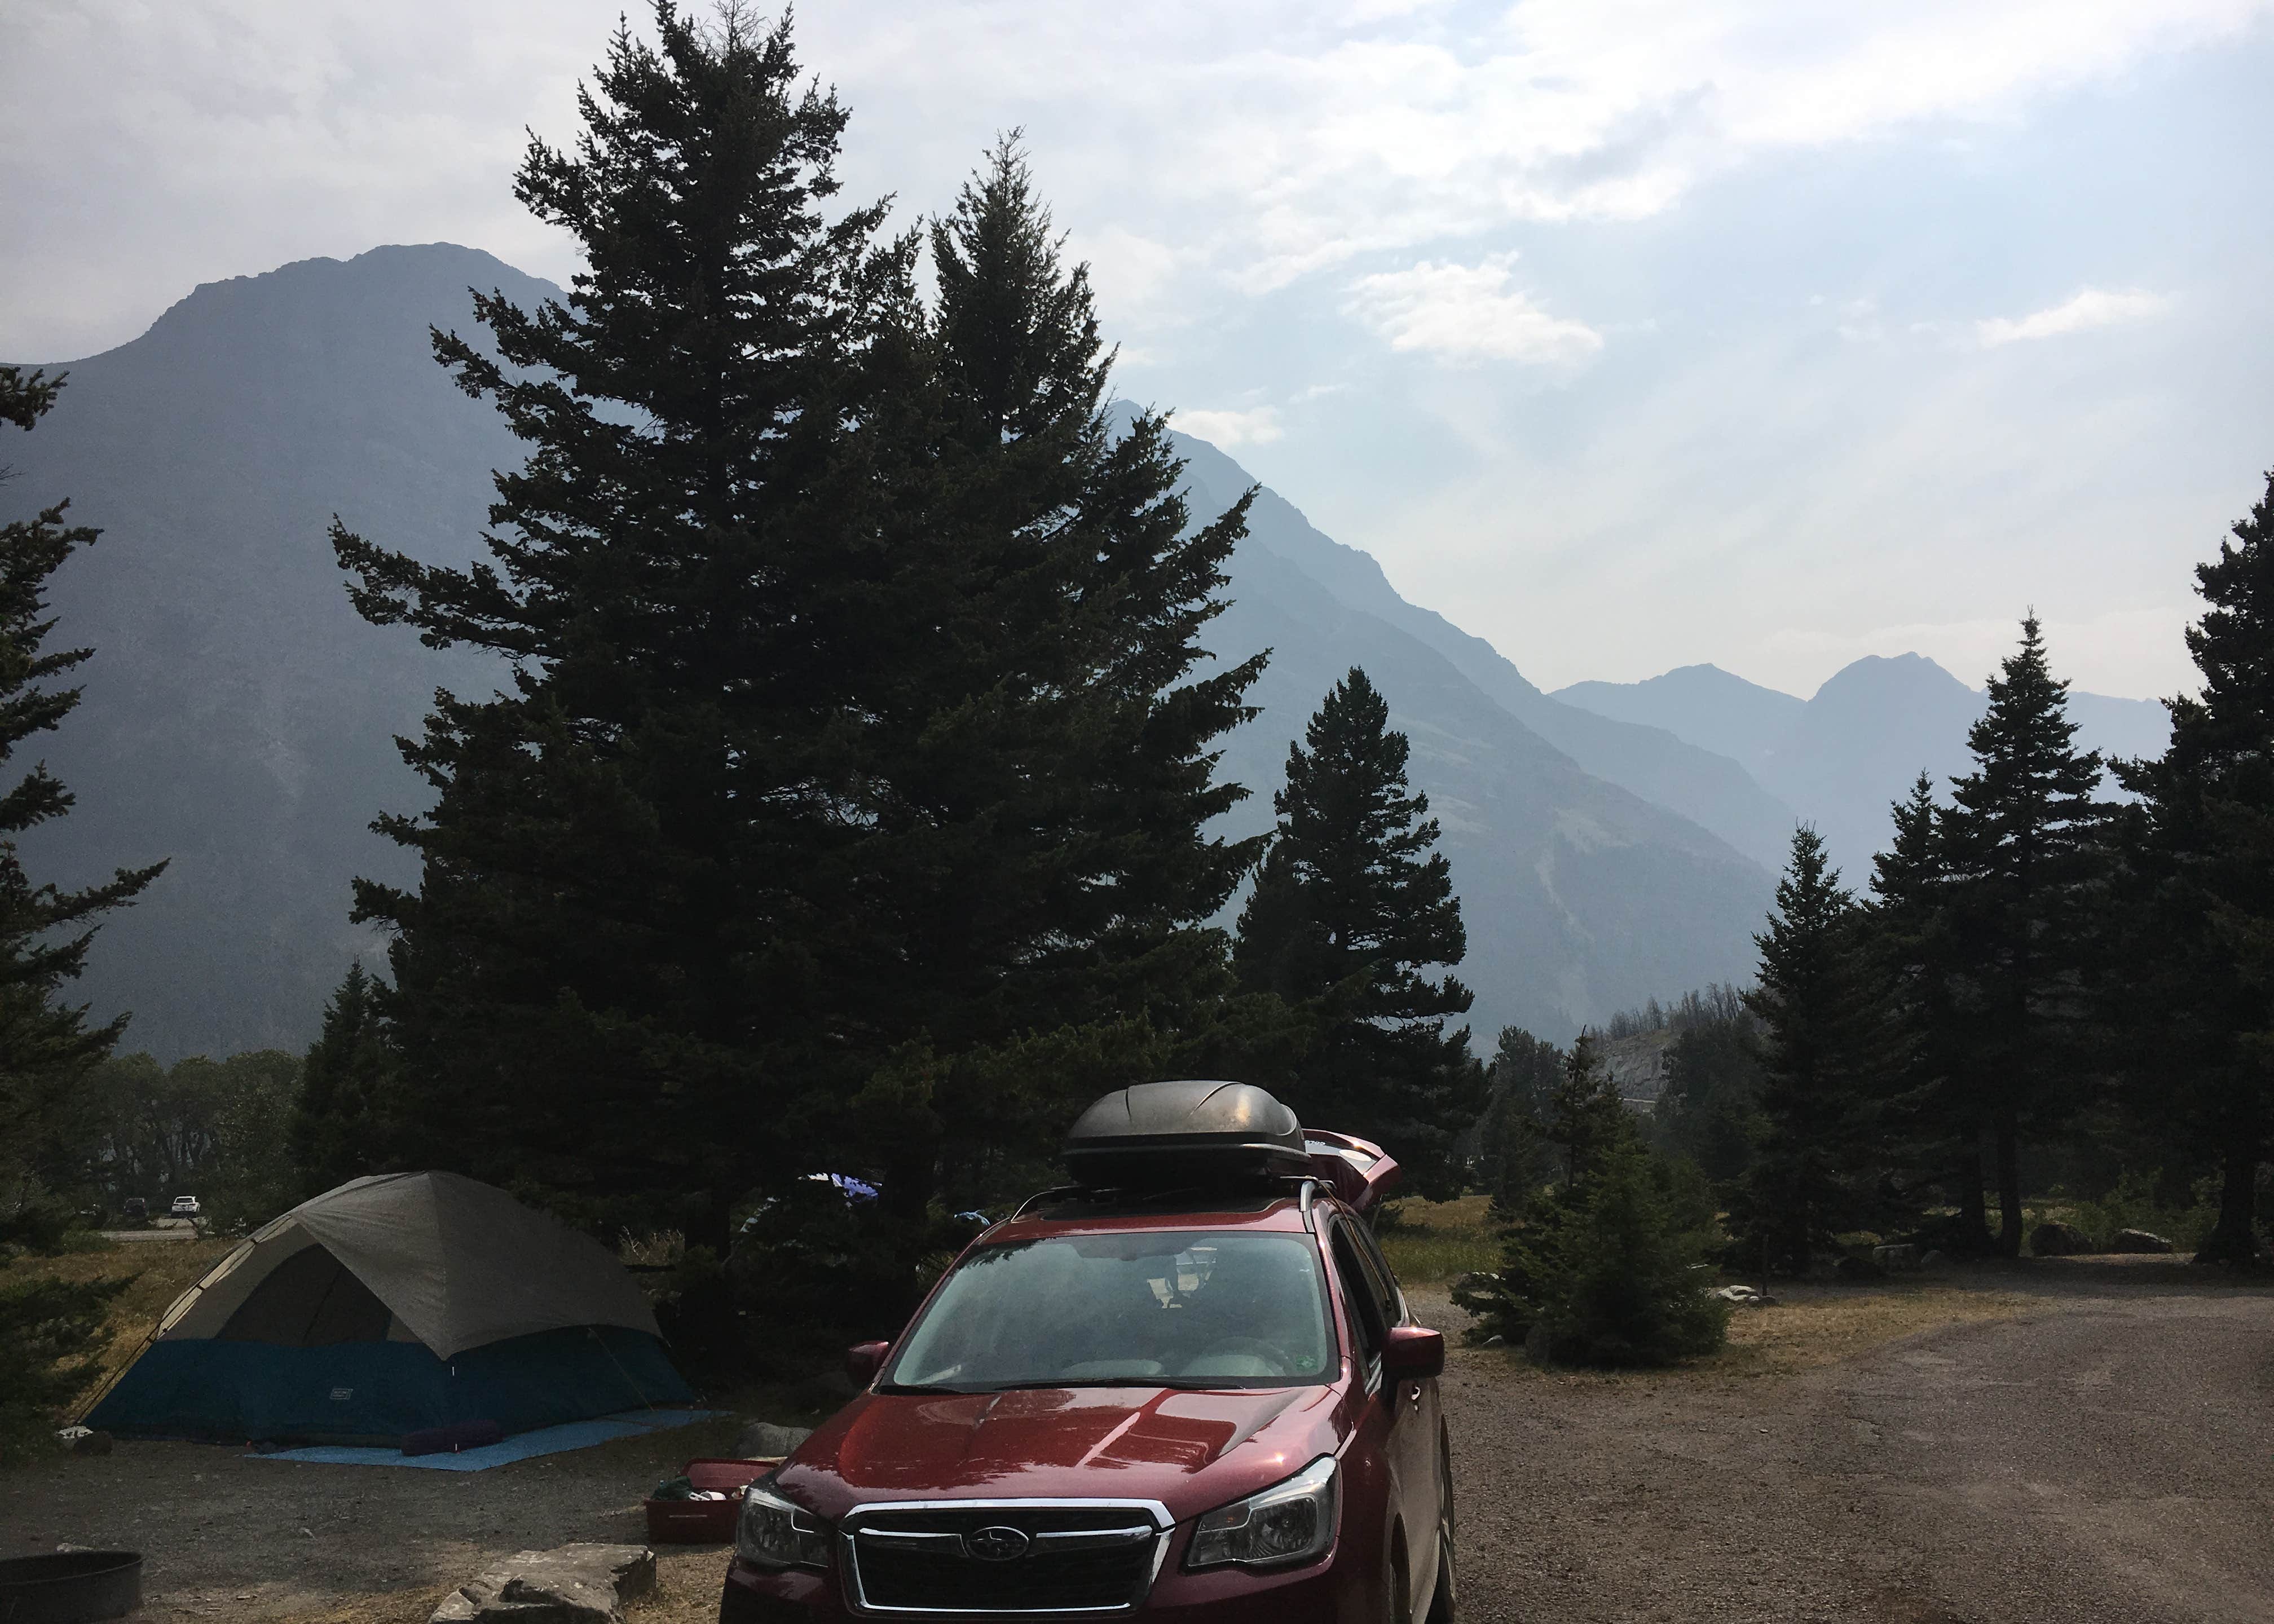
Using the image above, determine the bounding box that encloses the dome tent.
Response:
[86,1172,693,1445]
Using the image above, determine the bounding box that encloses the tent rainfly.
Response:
[86,1171,694,1445]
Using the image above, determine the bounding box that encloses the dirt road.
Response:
[1432,1261,2274,1624]
[6,1261,2268,1622]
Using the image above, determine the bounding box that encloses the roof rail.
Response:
[1010,1185,1083,1221]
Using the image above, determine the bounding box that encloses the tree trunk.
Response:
[2193,1144,2263,1267]
[1954,1133,1994,1254]
[1994,1107,2024,1257]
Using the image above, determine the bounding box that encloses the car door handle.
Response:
[1405,1383,1421,1410]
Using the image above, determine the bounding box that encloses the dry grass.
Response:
[1,1234,239,1415]
[1377,1194,1501,1285]
[1709,1282,2033,1379]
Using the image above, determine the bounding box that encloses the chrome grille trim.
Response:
[839,1497,1174,1616]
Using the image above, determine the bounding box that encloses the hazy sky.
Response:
[9,1,2273,700]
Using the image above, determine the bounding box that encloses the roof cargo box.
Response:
[1064,1080,1312,1190]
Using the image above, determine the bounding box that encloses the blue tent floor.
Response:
[248,1407,726,1471]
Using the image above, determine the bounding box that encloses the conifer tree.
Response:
[1233,667,1478,1194]
[289,962,400,1197]
[1737,826,1890,1271]
[330,6,902,1241]
[1941,617,2105,1255]
[2113,469,2274,1264]
[826,136,1265,1228]
[1868,775,1994,1251]
[0,367,165,1223]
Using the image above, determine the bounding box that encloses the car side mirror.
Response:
[846,1340,892,1386]
[1382,1325,1444,1381]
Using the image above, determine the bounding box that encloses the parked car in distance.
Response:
[121,1197,148,1221]
[169,1194,201,1217]
[721,1079,1452,1623]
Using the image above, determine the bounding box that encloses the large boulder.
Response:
[2030,1221,2091,1256]
[1834,1254,1886,1281]
[2110,1228,2175,1254]
[430,1544,655,1624]
[1871,1243,1921,1272]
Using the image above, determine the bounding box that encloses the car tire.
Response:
[1424,1526,1456,1623]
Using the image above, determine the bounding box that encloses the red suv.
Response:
[720,1080,1454,1623]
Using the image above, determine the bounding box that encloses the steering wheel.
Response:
[1193,1336,1296,1376]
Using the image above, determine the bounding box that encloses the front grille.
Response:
[843,1502,1167,1616]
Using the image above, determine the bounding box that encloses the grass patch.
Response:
[1712,1283,2032,1378]
[0,1235,238,1418]
[1377,1194,1501,1285]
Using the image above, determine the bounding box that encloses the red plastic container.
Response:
[643,1457,778,1545]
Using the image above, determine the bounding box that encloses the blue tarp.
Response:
[250,1407,724,1470]
[86,1323,693,1444]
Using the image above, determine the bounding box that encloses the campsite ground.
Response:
[8,1219,2274,1622]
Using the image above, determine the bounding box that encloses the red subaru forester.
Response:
[719,1080,1455,1623]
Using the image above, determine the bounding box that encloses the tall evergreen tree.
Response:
[1477,1026,1563,1208]
[824,136,1266,1229]
[0,367,165,1224]
[330,6,905,1242]
[1233,667,1479,1194]
[1867,774,1994,1250]
[1737,826,1889,1271]
[2112,469,2274,1264]
[1941,617,2105,1255]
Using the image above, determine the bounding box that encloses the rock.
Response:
[1713,1285,1776,1306]
[2110,1228,2174,1254]
[734,1421,813,1461]
[1918,1250,1947,1270]
[2030,1220,2091,1256]
[1871,1243,1921,1272]
[430,1544,655,1624]
[1834,1254,1885,1281]
[72,1429,114,1456]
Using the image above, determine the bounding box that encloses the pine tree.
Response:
[1456,1034,1725,1366]
[1737,826,1890,1272]
[1477,1026,1563,1208]
[1941,617,2105,1255]
[2113,470,2274,1264]
[1232,667,1479,1194]
[289,962,400,1197]
[0,367,166,1226]
[329,6,902,1242]
[1867,774,1995,1251]
[820,136,1266,1230]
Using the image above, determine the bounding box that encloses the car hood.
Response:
[777,1383,1348,1523]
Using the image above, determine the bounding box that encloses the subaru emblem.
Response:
[966,1525,1030,1562]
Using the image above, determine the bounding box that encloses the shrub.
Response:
[1519,1140,1730,1367]
[0,1273,128,1467]
[1458,1140,1730,1368]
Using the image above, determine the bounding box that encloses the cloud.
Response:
[1174,405,1284,447]
[1343,254,1603,366]
[1976,288,2172,347]
[7,1,2268,356]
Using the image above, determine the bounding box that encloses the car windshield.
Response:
[884,1229,1335,1391]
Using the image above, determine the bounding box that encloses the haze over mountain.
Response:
[1555,657,2171,879]
[3,244,1776,1061]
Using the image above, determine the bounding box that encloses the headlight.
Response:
[735,1479,830,1570]
[1186,1455,1338,1570]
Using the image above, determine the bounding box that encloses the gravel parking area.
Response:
[7,1260,2268,1623]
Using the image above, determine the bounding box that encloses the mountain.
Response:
[1166,433,1803,874]
[1553,655,2172,879]
[4,244,1775,1059]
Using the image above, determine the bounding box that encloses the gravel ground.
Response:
[7,1260,2269,1623]
[1418,1259,2274,1624]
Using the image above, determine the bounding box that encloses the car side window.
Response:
[1327,1221,1386,1391]
[1348,1213,1406,1326]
